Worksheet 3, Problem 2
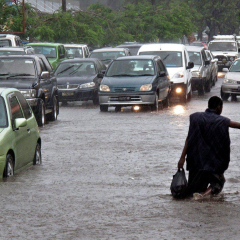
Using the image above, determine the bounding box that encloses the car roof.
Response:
[114,55,160,60]
[64,44,88,47]
[27,43,64,47]
[0,46,32,51]
[209,40,237,43]
[58,58,100,64]
[0,88,20,96]
[116,44,143,48]
[138,43,187,52]
[0,55,39,60]
[185,46,204,51]
[91,48,127,52]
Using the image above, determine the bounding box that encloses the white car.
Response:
[137,44,194,102]
[0,34,23,47]
[64,44,90,58]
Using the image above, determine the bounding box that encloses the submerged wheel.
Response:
[151,93,159,111]
[3,154,14,178]
[33,142,42,165]
[198,82,205,96]
[221,88,230,101]
[36,100,46,127]
[48,96,58,121]
[100,105,108,112]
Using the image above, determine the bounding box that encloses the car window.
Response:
[229,60,240,72]
[32,46,57,58]
[0,97,8,127]
[188,52,202,65]
[0,40,12,47]
[10,96,24,121]
[16,92,32,119]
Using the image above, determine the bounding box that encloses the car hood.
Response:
[0,79,36,89]
[167,67,184,78]
[225,72,240,81]
[211,51,238,57]
[102,76,155,86]
[56,76,97,85]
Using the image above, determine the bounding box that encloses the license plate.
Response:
[119,96,131,101]
[62,92,74,96]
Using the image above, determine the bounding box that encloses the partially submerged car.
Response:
[99,55,171,112]
[55,58,106,105]
[221,59,240,101]
[0,88,41,178]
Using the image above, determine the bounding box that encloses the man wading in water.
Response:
[178,96,240,199]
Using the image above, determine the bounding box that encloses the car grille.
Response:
[109,96,141,102]
[113,87,136,92]
[58,84,79,90]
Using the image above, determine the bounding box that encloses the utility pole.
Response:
[62,0,66,12]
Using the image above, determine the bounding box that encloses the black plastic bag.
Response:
[170,168,188,199]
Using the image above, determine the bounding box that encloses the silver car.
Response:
[221,59,240,100]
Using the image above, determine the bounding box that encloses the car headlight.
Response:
[223,79,237,84]
[140,84,152,91]
[172,72,184,78]
[20,89,37,98]
[192,71,202,78]
[79,82,95,89]
[99,85,110,92]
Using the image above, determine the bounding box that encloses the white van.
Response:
[0,34,23,47]
[138,44,194,102]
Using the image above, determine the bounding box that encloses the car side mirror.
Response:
[186,62,194,69]
[205,60,210,65]
[97,73,104,78]
[222,68,229,72]
[14,118,27,129]
[41,71,50,80]
[159,71,166,77]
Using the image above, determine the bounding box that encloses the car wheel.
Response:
[221,88,230,101]
[205,79,211,92]
[33,142,42,165]
[212,75,216,86]
[231,95,237,101]
[163,95,170,108]
[48,96,58,121]
[36,100,46,127]
[3,154,14,178]
[151,93,159,111]
[181,88,188,103]
[100,105,108,112]
[198,82,205,96]
[188,87,192,100]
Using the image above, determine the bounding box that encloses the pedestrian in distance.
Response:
[178,96,240,200]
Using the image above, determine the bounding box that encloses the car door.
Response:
[202,50,211,81]
[16,92,37,165]
[184,50,192,90]
[8,94,29,170]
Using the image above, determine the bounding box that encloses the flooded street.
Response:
[0,76,240,239]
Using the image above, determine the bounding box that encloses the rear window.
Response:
[0,40,12,47]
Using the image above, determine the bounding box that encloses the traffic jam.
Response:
[0,33,240,238]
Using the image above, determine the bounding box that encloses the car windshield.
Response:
[188,51,202,65]
[65,47,83,58]
[190,42,203,47]
[0,40,12,47]
[90,51,125,61]
[208,42,237,51]
[229,60,240,72]
[106,59,155,77]
[0,51,25,55]
[139,51,182,67]
[31,46,57,58]
[0,97,8,128]
[0,58,36,78]
[54,62,96,77]
[124,46,141,55]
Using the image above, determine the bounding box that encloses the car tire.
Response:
[151,93,159,111]
[221,88,230,101]
[198,82,205,96]
[188,87,192,100]
[231,95,237,101]
[3,154,14,178]
[205,79,211,93]
[33,142,42,165]
[100,105,108,112]
[48,96,58,121]
[36,100,46,127]
[163,95,170,108]
[181,87,188,103]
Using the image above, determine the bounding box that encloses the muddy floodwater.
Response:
[0,76,240,239]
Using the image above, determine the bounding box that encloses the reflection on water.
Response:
[172,105,185,115]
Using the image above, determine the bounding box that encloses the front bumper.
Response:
[99,91,155,106]
[58,88,97,102]
[221,84,240,95]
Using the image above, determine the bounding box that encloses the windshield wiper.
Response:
[57,65,74,75]
[69,64,83,76]
[109,74,135,77]
[163,54,170,61]
[137,74,154,76]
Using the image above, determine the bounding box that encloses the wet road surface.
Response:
[0,76,240,239]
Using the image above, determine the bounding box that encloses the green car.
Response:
[0,88,41,178]
[26,43,67,69]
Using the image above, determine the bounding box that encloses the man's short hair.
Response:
[208,96,223,109]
